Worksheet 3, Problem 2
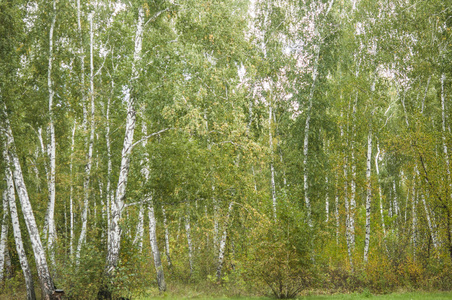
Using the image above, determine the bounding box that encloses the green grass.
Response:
[298,292,452,299]
[139,292,452,300]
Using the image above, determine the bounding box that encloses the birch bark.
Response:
[148,202,166,291]
[216,202,234,281]
[1,107,56,299]
[76,12,95,264]
[363,125,372,263]
[47,0,57,260]
[0,190,8,283]
[375,143,386,237]
[69,121,76,257]
[4,163,36,300]
[106,7,143,276]
[350,100,357,249]
[303,46,320,227]
[185,203,194,276]
[269,104,277,220]
[162,206,172,268]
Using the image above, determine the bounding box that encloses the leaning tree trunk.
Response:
[1,106,57,299]
[4,162,36,300]
[106,7,143,276]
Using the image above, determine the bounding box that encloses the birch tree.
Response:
[1,106,57,300]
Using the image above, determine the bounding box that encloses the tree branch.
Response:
[144,8,169,28]
[130,127,172,150]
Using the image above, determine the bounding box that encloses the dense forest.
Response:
[1,0,452,299]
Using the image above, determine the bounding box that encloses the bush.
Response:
[241,195,315,298]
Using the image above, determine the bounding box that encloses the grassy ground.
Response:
[139,292,452,300]
[298,291,452,299]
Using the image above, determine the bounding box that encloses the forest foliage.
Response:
[1,0,452,299]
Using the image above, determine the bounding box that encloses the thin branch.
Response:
[130,127,172,150]
[144,8,170,28]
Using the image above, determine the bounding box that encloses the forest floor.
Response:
[139,291,452,300]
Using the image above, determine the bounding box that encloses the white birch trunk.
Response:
[148,202,166,291]
[350,100,357,249]
[420,192,438,250]
[162,206,172,268]
[76,13,96,264]
[269,104,277,220]
[4,164,36,300]
[134,205,145,251]
[303,46,320,227]
[393,181,399,217]
[216,202,234,281]
[106,7,143,275]
[340,117,353,269]
[77,0,87,130]
[363,126,372,263]
[134,120,148,251]
[213,191,219,255]
[412,183,417,260]
[335,173,339,245]
[1,108,56,299]
[375,143,386,237]
[105,96,112,249]
[69,121,76,257]
[47,0,57,261]
[325,175,329,222]
[0,190,9,283]
[185,203,194,276]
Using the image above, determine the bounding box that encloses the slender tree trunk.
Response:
[105,96,112,249]
[420,192,438,250]
[133,121,148,250]
[47,0,57,262]
[76,12,96,264]
[148,201,166,291]
[69,121,76,257]
[216,202,234,281]
[350,100,357,249]
[1,107,56,299]
[213,192,219,255]
[325,175,329,222]
[0,190,9,283]
[412,182,417,260]
[340,114,353,269]
[4,165,36,300]
[269,104,277,220]
[106,7,143,276]
[335,173,339,246]
[375,143,386,237]
[364,125,372,263]
[303,46,320,227]
[162,206,172,268]
[185,201,194,276]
